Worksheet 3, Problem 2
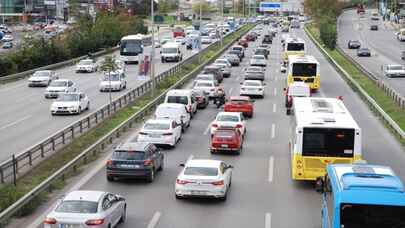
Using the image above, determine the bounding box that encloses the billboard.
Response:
[259,2,281,12]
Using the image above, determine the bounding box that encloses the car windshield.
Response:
[57,94,79,101]
[255,50,266,54]
[50,81,67,87]
[196,76,212,81]
[79,60,93,65]
[55,200,98,214]
[388,65,404,71]
[229,50,240,55]
[167,96,188,105]
[253,56,265,60]
[33,71,50,77]
[112,151,145,160]
[184,167,218,176]
[103,74,121,81]
[216,60,227,64]
[144,122,170,130]
[247,67,262,72]
[217,115,239,122]
[244,81,261,86]
[360,48,369,52]
[195,82,213,87]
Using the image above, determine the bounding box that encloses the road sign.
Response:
[259,2,281,12]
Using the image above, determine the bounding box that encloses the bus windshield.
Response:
[302,128,355,157]
[120,40,143,55]
[340,203,405,228]
[287,43,304,51]
[292,63,317,77]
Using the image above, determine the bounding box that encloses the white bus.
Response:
[119,34,152,64]
[290,97,362,181]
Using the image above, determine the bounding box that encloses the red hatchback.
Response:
[238,39,249,48]
[210,127,243,154]
[224,96,254,118]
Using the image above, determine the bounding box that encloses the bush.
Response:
[320,21,337,49]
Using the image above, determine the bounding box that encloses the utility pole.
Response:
[198,0,202,63]
[220,0,223,47]
[150,0,156,96]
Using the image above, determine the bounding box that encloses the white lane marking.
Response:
[203,124,211,135]
[268,156,274,183]
[147,211,162,228]
[272,103,277,113]
[186,154,194,162]
[0,115,32,131]
[275,76,278,81]
[229,88,233,95]
[273,88,277,96]
[265,213,272,228]
[271,124,276,139]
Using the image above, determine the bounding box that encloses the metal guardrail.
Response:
[0,25,250,226]
[304,26,405,140]
[0,47,119,83]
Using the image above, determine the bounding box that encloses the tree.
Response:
[303,0,343,21]
[158,0,178,14]
[99,55,119,105]
[192,2,212,15]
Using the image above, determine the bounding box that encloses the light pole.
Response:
[198,0,202,63]
[150,0,156,96]
[220,0,223,47]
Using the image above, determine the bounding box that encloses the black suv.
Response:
[106,142,164,182]
[262,35,273,44]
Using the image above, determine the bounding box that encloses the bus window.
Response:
[287,43,304,51]
[292,63,317,77]
[302,128,355,157]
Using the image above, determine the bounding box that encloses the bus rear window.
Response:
[287,43,304,51]
[340,203,405,228]
[292,63,317,77]
[302,128,355,157]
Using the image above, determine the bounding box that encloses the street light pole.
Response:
[220,0,223,47]
[151,0,156,97]
[198,0,202,63]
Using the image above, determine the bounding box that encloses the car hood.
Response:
[29,76,49,81]
[51,101,79,107]
[46,86,68,91]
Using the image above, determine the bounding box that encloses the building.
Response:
[379,0,405,17]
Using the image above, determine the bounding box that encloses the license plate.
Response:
[120,164,139,168]
[191,190,207,195]
[221,144,228,148]
[149,134,161,138]
[59,224,80,228]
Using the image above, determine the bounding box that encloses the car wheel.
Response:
[175,194,183,200]
[86,102,90,110]
[119,206,126,223]
[78,107,82,114]
[147,168,155,183]
[107,175,114,182]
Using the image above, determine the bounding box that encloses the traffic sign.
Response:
[259,2,281,12]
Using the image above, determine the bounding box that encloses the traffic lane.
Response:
[297,28,405,179]
[0,43,211,161]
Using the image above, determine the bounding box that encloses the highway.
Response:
[21,23,405,228]
[0,37,211,162]
[338,9,405,97]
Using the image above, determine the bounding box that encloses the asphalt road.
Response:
[337,9,405,97]
[25,23,405,228]
[0,37,210,162]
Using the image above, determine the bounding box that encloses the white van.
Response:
[164,89,197,117]
[161,43,183,63]
[154,103,191,131]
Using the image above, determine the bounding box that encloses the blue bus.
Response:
[319,164,405,228]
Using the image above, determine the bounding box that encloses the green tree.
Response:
[192,2,212,15]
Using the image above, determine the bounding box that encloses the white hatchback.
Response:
[210,112,246,136]
[240,80,265,97]
[175,159,233,200]
[154,103,191,132]
[138,118,182,147]
[250,55,267,67]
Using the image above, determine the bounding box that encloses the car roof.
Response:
[116,142,151,151]
[53,79,70,82]
[195,80,214,85]
[64,190,105,202]
[186,159,222,168]
[217,111,240,116]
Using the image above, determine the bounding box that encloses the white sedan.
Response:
[210,112,247,136]
[138,118,182,147]
[214,58,232,68]
[250,55,267,67]
[76,59,98,73]
[50,92,90,115]
[45,79,77,99]
[2,34,13,42]
[193,80,220,98]
[240,80,265,98]
[44,190,126,228]
[175,159,233,200]
[99,72,127,92]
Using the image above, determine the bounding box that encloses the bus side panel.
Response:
[321,195,330,228]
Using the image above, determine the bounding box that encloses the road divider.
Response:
[0,24,255,226]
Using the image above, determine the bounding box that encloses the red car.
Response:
[245,34,256,42]
[173,27,185,38]
[238,39,248,48]
[224,96,254,118]
[210,127,243,154]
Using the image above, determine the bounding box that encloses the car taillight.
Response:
[85,219,104,226]
[187,105,192,112]
[212,123,218,128]
[176,179,192,185]
[163,132,173,136]
[106,159,113,166]
[139,132,147,135]
[44,217,57,224]
[211,180,224,186]
[236,124,243,128]
[144,159,153,166]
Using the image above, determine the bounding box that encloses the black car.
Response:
[370,25,378,30]
[357,48,371,57]
[262,35,273,44]
[106,142,164,182]
[202,65,224,83]
[348,40,361,49]
[193,89,210,109]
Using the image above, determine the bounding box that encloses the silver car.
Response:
[44,190,126,228]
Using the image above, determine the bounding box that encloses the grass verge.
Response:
[0,24,254,222]
[305,24,405,145]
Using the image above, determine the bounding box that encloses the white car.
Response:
[43,190,126,228]
[175,159,233,200]
[138,118,182,147]
[201,35,214,44]
[250,55,267,67]
[382,64,405,78]
[194,74,218,85]
[240,80,265,98]
[2,34,13,42]
[210,112,247,136]
[28,70,58,87]
[193,80,220,98]
[50,92,90,115]
[175,36,186,45]
[76,59,98,73]
[45,79,77,98]
[215,58,232,68]
[213,63,231,77]
[160,35,172,45]
[99,72,127,92]
[154,103,191,132]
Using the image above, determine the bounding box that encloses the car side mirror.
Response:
[228,165,234,169]
[179,163,185,167]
